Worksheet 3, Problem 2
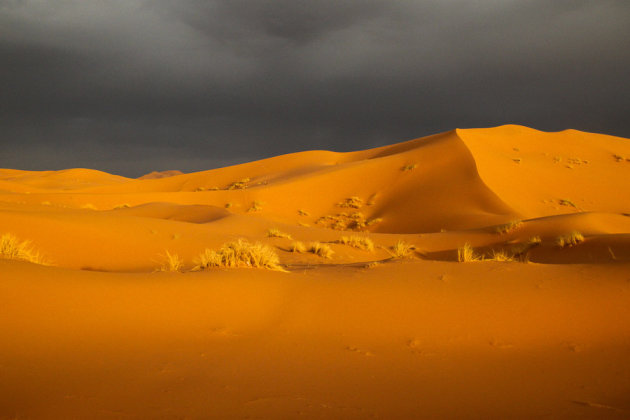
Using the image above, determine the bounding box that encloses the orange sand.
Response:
[1,125,629,418]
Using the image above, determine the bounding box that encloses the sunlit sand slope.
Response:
[1,125,629,419]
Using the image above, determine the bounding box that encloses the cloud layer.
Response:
[2,0,629,176]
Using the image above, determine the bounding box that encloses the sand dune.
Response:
[1,125,629,418]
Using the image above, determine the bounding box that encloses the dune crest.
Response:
[1,125,630,419]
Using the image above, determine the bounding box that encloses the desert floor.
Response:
[1,125,630,419]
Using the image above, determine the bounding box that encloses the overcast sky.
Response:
[1,0,629,176]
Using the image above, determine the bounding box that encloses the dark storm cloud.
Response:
[1,0,629,176]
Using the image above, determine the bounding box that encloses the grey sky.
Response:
[1,0,629,176]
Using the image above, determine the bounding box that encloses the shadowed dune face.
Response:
[1,125,630,419]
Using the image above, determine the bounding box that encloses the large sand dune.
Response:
[1,125,629,418]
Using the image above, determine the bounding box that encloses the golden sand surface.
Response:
[1,125,629,418]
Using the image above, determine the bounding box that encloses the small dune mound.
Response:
[194,239,283,271]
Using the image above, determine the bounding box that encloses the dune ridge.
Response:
[1,125,629,419]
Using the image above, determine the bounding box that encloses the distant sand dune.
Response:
[1,125,629,419]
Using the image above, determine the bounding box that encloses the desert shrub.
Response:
[308,242,334,259]
[247,201,263,212]
[559,199,577,208]
[488,249,514,262]
[457,243,481,262]
[289,241,307,253]
[194,239,283,271]
[336,235,374,251]
[267,228,292,239]
[337,197,364,209]
[225,202,233,209]
[298,209,310,216]
[556,231,585,248]
[316,212,381,231]
[495,220,523,234]
[227,178,250,190]
[158,251,183,272]
[528,236,542,244]
[402,164,417,171]
[113,203,130,209]
[0,233,48,265]
[389,240,415,258]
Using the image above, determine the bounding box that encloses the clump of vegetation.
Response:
[389,240,415,258]
[157,251,183,272]
[297,209,310,216]
[494,220,523,235]
[336,235,375,251]
[113,203,130,209]
[289,241,307,253]
[528,236,542,244]
[365,261,381,269]
[457,243,481,262]
[308,242,334,259]
[488,249,514,262]
[316,212,382,231]
[267,228,292,239]
[559,199,577,208]
[247,201,263,212]
[194,239,283,271]
[298,222,310,227]
[402,164,417,171]
[0,233,48,265]
[337,196,364,209]
[613,154,626,162]
[227,178,250,190]
[225,202,233,209]
[556,231,585,248]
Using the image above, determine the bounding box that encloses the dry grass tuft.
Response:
[289,241,307,253]
[113,203,130,209]
[247,201,263,212]
[495,220,523,234]
[457,243,481,262]
[158,251,183,272]
[316,212,382,231]
[402,164,417,171]
[389,240,415,258]
[298,222,310,227]
[559,199,577,208]
[365,261,381,269]
[336,235,374,251]
[338,196,364,209]
[225,202,233,209]
[194,239,283,271]
[308,242,334,259]
[227,178,250,190]
[488,249,515,262]
[267,228,292,239]
[0,233,48,265]
[556,231,585,248]
[298,209,310,216]
[528,236,542,245]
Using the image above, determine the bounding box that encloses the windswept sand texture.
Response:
[1,125,630,418]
